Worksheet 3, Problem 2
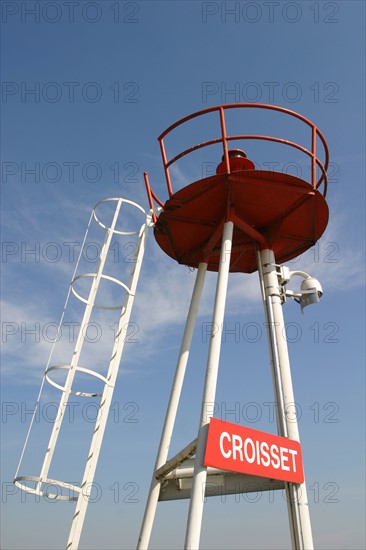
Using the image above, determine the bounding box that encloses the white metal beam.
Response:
[185,221,234,550]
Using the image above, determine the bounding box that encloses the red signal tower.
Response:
[146,103,328,274]
[140,103,329,550]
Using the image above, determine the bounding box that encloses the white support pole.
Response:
[266,292,300,549]
[185,221,234,550]
[257,250,297,548]
[257,249,314,550]
[137,262,207,550]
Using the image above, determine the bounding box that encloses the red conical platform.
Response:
[144,103,330,272]
[154,170,328,273]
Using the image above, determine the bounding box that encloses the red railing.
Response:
[145,103,329,220]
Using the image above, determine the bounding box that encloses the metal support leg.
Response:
[185,221,234,550]
[137,262,207,550]
[258,249,314,550]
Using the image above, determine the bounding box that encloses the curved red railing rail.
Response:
[145,103,329,221]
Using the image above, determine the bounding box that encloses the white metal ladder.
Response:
[14,198,152,550]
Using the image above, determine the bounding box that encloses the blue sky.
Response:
[1,1,365,549]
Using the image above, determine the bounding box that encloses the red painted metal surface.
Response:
[145,104,330,273]
[204,418,304,484]
[154,171,328,273]
[216,149,256,174]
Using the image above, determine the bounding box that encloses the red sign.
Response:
[204,418,304,484]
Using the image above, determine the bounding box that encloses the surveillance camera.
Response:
[300,277,323,312]
[300,277,323,297]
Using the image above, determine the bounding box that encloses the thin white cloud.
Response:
[3,188,364,385]
[286,202,365,292]
[1,299,54,380]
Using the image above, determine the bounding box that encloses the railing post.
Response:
[311,126,317,189]
[219,106,230,174]
[159,138,174,196]
[144,172,157,224]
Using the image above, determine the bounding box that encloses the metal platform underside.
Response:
[154,170,329,273]
[158,458,285,502]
